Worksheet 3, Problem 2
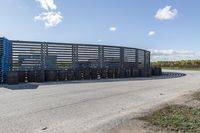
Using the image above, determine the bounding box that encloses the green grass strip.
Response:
[141,105,200,133]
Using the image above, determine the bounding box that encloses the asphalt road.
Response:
[0,70,200,133]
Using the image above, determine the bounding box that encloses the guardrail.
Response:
[6,68,152,84]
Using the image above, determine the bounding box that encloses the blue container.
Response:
[0,37,12,83]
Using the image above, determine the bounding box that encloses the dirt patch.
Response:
[109,119,176,133]
[192,91,200,101]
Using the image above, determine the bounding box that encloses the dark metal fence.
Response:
[0,38,151,84]
[11,40,150,71]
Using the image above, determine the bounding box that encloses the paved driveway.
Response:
[0,70,200,133]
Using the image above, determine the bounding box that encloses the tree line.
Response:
[151,60,200,69]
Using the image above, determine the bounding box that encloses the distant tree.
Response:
[151,60,200,69]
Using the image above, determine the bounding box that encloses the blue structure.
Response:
[0,37,12,83]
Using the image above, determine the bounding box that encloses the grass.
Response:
[193,92,200,101]
[162,67,200,71]
[140,105,200,133]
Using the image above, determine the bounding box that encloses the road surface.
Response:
[0,70,200,133]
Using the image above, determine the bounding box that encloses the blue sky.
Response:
[0,0,200,61]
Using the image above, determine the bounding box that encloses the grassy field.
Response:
[141,105,200,132]
[162,67,200,71]
[140,91,200,133]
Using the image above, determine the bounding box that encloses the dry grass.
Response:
[193,92,200,101]
[140,105,200,133]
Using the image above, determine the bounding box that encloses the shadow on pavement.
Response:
[2,84,39,90]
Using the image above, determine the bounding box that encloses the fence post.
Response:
[120,47,124,68]
[98,46,104,68]
[135,49,138,69]
[144,51,147,76]
[72,44,78,69]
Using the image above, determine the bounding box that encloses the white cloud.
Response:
[35,0,63,28]
[34,11,63,28]
[150,49,200,62]
[150,49,194,56]
[110,27,117,32]
[148,31,156,36]
[36,0,57,10]
[155,6,178,20]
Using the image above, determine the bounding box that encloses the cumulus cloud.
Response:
[35,0,63,28]
[34,11,63,28]
[36,0,57,10]
[148,31,156,36]
[155,6,178,20]
[110,27,117,32]
[150,49,200,62]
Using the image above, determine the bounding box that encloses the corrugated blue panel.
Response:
[1,37,12,83]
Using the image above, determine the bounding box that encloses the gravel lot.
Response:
[0,70,199,133]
